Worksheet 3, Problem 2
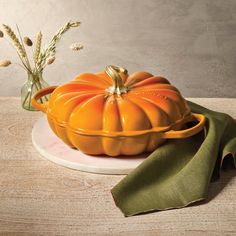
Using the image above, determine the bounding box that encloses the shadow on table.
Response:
[190,155,236,207]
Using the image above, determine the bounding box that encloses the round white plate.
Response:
[32,116,147,175]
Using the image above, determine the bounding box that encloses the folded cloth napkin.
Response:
[111,101,236,217]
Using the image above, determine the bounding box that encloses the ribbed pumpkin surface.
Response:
[45,70,191,156]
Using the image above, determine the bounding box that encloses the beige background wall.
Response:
[0,0,235,97]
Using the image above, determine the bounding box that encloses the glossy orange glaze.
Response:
[32,67,205,157]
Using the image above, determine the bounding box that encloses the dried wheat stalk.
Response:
[24,36,33,46]
[70,43,83,51]
[1,21,82,74]
[37,21,81,70]
[2,24,26,58]
[0,59,11,67]
[34,31,42,63]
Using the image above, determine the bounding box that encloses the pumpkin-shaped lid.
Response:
[47,65,191,136]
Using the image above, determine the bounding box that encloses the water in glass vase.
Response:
[21,72,49,111]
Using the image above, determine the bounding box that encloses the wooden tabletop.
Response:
[0,97,236,235]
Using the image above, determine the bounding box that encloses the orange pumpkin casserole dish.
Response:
[32,65,206,157]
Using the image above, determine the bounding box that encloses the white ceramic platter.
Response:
[32,116,147,175]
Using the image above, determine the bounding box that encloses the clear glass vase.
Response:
[21,71,49,111]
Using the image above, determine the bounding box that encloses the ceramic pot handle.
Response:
[163,113,206,139]
[31,86,57,113]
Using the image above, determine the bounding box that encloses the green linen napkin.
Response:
[111,101,236,217]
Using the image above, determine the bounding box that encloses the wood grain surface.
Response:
[0,97,235,235]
